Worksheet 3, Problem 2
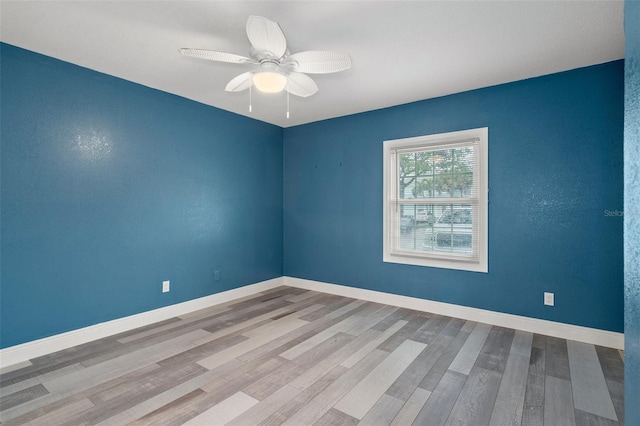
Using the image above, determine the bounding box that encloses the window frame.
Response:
[383,127,488,273]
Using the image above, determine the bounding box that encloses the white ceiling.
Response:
[0,1,625,128]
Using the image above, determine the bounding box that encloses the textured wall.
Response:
[624,0,640,423]
[284,61,624,332]
[0,44,284,348]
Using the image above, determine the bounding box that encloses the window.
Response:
[383,127,488,272]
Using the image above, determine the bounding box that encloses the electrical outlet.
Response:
[162,280,170,293]
[214,270,220,282]
[544,292,554,306]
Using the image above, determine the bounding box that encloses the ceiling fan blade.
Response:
[225,71,254,92]
[180,48,254,64]
[286,72,318,98]
[288,51,352,74]
[246,15,287,59]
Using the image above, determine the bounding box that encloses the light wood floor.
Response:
[0,286,624,425]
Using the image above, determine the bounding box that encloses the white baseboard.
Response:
[1,275,623,370]
[0,277,284,369]
[284,277,625,350]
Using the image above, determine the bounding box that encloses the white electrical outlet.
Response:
[162,280,170,293]
[544,292,554,306]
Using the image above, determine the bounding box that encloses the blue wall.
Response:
[0,44,284,348]
[284,61,624,332]
[624,0,640,423]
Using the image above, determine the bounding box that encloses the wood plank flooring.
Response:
[0,286,625,425]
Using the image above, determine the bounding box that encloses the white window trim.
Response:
[383,127,488,273]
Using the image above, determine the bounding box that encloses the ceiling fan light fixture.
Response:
[181,16,351,99]
[252,71,287,93]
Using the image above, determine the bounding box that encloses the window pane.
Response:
[415,152,433,175]
[432,147,474,198]
[416,177,433,198]
[398,146,475,200]
[395,203,474,255]
[400,178,416,199]
[398,151,437,199]
[397,204,433,251]
[399,152,416,176]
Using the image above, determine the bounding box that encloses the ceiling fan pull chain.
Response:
[249,84,253,112]
[287,90,290,119]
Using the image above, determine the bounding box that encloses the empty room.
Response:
[1,1,639,425]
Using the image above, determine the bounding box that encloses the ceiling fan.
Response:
[180,15,351,98]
